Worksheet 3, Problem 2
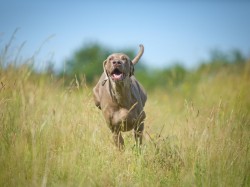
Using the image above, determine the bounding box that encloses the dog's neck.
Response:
[109,77,132,108]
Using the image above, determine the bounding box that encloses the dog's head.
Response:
[103,53,133,82]
[103,45,144,83]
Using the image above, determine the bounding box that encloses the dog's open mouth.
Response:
[111,68,124,81]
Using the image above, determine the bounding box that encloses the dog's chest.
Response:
[101,80,144,129]
[113,107,139,129]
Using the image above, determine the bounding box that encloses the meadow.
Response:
[0,50,250,186]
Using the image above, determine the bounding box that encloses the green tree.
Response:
[65,43,110,83]
[231,50,245,64]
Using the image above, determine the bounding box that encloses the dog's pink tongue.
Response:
[113,74,123,80]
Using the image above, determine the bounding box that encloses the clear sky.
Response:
[1,0,250,70]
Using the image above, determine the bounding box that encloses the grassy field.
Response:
[0,60,250,186]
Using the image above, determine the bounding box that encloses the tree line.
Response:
[61,43,248,91]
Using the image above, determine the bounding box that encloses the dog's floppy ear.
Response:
[103,59,108,76]
[130,60,134,76]
[102,59,109,85]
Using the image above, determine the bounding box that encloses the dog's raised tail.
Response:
[132,44,144,65]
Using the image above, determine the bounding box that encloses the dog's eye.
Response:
[109,56,114,61]
[121,56,127,61]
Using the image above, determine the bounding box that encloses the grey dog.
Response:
[93,45,147,149]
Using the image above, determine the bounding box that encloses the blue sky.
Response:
[1,0,250,70]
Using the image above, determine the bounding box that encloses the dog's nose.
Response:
[112,61,122,66]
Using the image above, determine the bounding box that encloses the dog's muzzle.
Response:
[111,68,125,81]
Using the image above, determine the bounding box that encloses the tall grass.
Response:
[0,45,249,186]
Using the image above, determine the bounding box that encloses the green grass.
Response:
[0,61,250,186]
